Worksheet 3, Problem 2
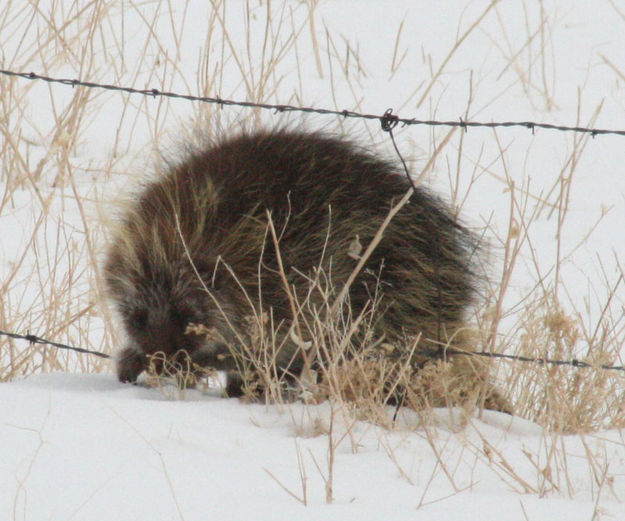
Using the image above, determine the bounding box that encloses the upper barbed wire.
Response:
[2,69,625,137]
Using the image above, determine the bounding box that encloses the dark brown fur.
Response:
[104,130,481,396]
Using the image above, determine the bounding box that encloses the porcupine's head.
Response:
[103,163,240,384]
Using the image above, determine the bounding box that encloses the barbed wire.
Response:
[1,329,623,372]
[420,346,625,372]
[2,69,625,137]
[0,329,112,359]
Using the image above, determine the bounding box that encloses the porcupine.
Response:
[104,129,503,408]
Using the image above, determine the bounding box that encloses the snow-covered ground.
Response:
[1,373,624,520]
[1,1,625,519]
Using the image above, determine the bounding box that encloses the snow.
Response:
[2,1,625,519]
[2,373,623,520]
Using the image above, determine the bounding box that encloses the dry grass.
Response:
[1,0,624,449]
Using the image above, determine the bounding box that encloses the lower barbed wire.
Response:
[1,329,623,372]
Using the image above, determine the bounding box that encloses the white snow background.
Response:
[1,1,625,519]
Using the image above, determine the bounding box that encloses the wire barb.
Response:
[380,109,399,132]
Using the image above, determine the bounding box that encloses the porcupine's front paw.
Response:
[116,346,147,383]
